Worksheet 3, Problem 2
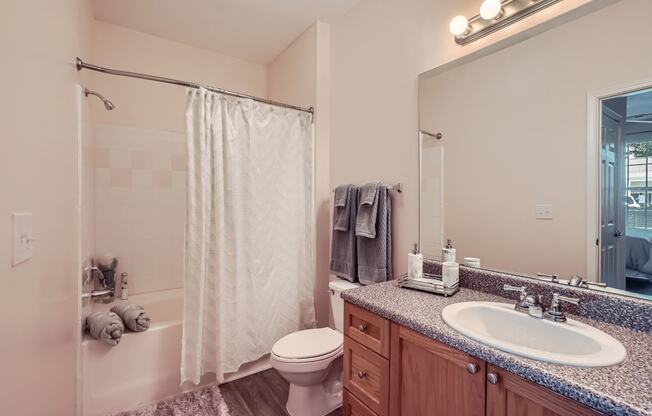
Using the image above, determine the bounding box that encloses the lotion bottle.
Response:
[408,243,423,280]
[442,239,456,263]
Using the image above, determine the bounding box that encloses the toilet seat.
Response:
[271,328,343,363]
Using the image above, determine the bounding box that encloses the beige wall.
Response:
[90,21,268,132]
[330,0,605,277]
[0,1,92,415]
[419,0,652,279]
[268,22,332,327]
[87,21,268,295]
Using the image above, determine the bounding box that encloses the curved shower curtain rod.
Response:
[75,57,314,114]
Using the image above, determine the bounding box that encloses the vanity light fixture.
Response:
[449,15,470,37]
[449,0,564,45]
[480,0,503,20]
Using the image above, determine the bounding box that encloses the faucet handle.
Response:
[545,293,580,323]
[503,284,527,297]
[556,294,580,305]
[536,273,559,283]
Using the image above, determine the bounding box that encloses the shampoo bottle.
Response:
[442,239,456,262]
[408,243,423,280]
[120,272,129,300]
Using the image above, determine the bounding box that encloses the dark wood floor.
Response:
[221,369,343,416]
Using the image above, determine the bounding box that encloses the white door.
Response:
[600,107,626,289]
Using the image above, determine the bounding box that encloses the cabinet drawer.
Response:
[344,336,389,416]
[344,388,378,416]
[344,302,390,358]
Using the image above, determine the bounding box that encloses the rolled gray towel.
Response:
[86,311,124,346]
[111,303,151,332]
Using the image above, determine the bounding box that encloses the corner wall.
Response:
[267,22,332,327]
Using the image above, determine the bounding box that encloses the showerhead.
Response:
[84,88,115,111]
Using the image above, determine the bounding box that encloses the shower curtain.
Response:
[181,88,316,384]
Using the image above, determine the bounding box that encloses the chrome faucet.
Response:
[81,262,115,302]
[503,285,543,318]
[567,274,607,289]
[544,293,580,322]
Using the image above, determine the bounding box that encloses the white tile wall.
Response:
[93,124,186,295]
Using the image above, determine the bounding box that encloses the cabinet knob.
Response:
[357,323,367,333]
[357,370,367,379]
[466,363,478,375]
[487,373,499,385]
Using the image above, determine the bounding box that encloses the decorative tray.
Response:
[397,272,459,297]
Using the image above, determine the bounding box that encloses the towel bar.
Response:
[332,182,402,193]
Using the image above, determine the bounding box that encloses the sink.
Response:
[441,302,626,367]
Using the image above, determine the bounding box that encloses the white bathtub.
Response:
[82,289,184,416]
[82,288,271,415]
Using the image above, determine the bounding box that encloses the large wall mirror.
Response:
[418,0,652,300]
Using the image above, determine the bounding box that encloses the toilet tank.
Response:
[329,279,361,332]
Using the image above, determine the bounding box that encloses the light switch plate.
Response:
[535,204,553,220]
[12,213,34,266]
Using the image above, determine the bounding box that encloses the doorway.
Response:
[600,88,652,295]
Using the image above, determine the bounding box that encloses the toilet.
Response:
[270,279,360,416]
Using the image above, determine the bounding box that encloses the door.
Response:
[486,365,602,416]
[600,106,626,289]
[389,323,485,416]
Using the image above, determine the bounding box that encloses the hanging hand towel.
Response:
[330,184,358,282]
[333,184,351,231]
[357,183,392,285]
[355,182,380,238]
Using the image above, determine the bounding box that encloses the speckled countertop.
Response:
[342,281,652,416]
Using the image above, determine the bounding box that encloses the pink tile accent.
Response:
[152,170,172,188]
[95,148,110,168]
[110,168,132,188]
[171,154,186,171]
[132,151,153,169]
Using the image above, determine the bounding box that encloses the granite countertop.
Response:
[341,281,652,416]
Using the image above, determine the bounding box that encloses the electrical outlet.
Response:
[12,213,34,266]
[536,204,553,220]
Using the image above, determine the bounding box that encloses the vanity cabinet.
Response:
[389,323,486,415]
[485,364,603,416]
[343,302,604,416]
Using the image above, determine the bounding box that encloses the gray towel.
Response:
[333,185,352,231]
[330,184,358,282]
[355,182,381,238]
[111,303,151,332]
[86,311,124,346]
[357,183,392,285]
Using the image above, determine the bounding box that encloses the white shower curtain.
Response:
[181,88,316,384]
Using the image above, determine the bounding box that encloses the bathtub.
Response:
[82,288,271,416]
[82,289,184,416]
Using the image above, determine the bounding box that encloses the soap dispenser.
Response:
[408,243,423,280]
[442,239,456,262]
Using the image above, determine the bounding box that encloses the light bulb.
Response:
[449,15,469,36]
[480,0,503,20]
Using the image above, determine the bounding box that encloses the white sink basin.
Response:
[441,302,626,367]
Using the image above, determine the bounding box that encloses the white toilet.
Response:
[270,279,360,416]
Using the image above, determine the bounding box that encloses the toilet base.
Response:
[286,383,342,416]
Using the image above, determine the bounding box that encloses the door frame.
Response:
[586,79,652,282]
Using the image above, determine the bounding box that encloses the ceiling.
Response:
[93,0,359,64]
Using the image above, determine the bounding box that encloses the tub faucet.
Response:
[82,263,115,302]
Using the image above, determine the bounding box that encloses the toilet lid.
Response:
[272,328,343,360]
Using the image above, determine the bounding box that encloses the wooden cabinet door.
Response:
[486,365,604,416]
[389,323,485,416]
[343,388,378,416]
